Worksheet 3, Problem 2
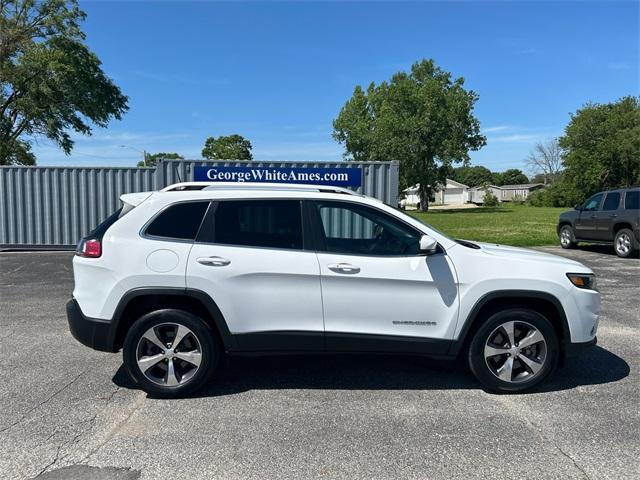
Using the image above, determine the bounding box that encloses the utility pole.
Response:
[120,145,147,167]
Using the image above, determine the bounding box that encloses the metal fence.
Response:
[0,159,399,248]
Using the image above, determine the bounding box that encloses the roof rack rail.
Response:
[161,181,359,195]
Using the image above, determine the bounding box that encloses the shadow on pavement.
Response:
[113,345,629,398]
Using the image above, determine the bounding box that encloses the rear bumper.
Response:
[564,336,597,358]
[66,299,116,352]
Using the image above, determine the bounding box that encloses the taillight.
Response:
[76,238,102,258]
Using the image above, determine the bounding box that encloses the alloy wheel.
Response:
[560,228,572,247]
[136,323,202,387]
[484,320,547,383]
[616,232,631,255]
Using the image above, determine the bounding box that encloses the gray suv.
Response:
[558,187,640,258]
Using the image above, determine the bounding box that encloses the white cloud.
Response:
[481,125,513,133]
[490,133,547,143]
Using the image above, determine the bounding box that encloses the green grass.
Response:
[409,205,566,247]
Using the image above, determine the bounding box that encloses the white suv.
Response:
[67,182,600,397]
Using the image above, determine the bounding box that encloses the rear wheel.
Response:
[468,308,558,393]
[614,228,637,258]
[123,309,219,398]
[559,225,577,249]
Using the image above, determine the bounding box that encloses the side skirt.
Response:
[228,330,453,358]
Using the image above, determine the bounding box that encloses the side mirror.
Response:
[574,204,582,211]
[419,235,438,255]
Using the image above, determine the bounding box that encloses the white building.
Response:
[467,183,545,204]
[400,179,470,208]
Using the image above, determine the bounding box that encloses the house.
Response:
[400,179,470,208]
[436,178,469,205]
[467,183,545,204]
[467,185,502,204]
[498,183,545,201]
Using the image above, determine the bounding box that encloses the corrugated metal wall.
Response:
[0,160,398,248]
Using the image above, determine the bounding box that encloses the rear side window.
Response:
[86,208,123,240]
[213,200,303,250]
[625,191,639,210]
[602,192,621,211]
[145,202,209,240]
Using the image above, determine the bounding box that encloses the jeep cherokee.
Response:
[67,182,600,397]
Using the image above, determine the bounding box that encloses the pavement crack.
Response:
[0,369,87,434]
[556,445,592,480]
[78,392,146,463]
[490,395,591,479]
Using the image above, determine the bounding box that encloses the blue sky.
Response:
[33,1,639,174]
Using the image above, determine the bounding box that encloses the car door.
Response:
[186,199,324,351]
[575,193,604,239]
[308,200,459,355]
[596,191,622,241]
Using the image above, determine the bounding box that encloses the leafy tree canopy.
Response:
[498,168,529,186]
[333,59,486,210]
[451,165,494,187]
[202,134,252,160]
[0,0,128,165]
[559,96,640,198]
[137,152,183,168]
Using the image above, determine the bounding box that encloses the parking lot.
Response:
[0,247,638,480]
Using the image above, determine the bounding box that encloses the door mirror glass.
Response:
[419,235,438,254]
[574,204,582,211]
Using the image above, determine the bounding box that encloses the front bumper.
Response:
[66,299,116,352]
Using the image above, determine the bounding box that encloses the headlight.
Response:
[567,273,597,291]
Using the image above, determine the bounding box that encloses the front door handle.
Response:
[197,256,231,267]
[328,263,360,274]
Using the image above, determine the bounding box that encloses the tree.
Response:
[559,96,639,198]
[202,134,252,160]
[333,59,486,211]
[137,152,183,168]
[525,139,563,185]
[0,0,128,165]
[451,165,494,187]
[498,168,529,185]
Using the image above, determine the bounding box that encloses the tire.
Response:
[559,225,577,249]
[467,308,559,393]
[123,309,219,398]
[614,228,637,258]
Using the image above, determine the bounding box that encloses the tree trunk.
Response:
[418,184,429,212]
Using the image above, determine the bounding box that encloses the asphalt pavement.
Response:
[0,246,638,480]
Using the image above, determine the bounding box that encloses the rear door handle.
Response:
[197,256,231,267]
[328,263,360,274]
[610,214,618,218]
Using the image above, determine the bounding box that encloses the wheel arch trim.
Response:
[108,287,237,352]
[449,290,570,357]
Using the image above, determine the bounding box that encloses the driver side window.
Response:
[312,201,420,256]
[583,194,604,212]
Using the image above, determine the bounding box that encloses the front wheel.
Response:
[614,228,637,258]
[123,309,219,398]
[468,308,558,393]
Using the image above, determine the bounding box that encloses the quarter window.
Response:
[312,201,420,256]
[583,194,603,212]
[625,191,639,210]
[213,200,303,250]
[602,192,621,211]
[145,202,209,240]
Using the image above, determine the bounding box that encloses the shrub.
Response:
[483,190,500,207]
[528,182,582,207]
